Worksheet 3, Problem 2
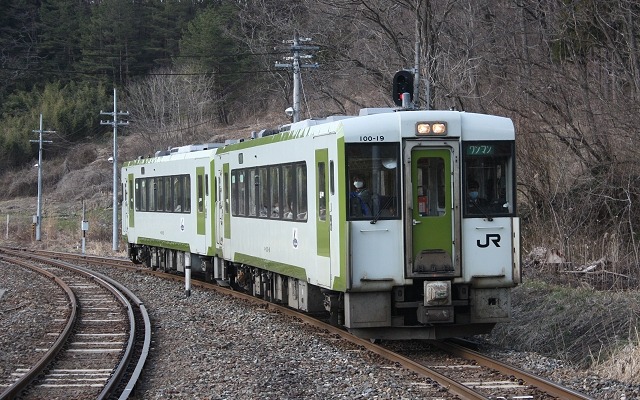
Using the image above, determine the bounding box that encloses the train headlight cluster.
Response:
[416,122,447,136]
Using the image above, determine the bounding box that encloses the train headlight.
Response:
[416,122,447,136]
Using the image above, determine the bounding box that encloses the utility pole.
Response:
[30,114,54,241]
[100,88,129,252]
[275,33,319,122]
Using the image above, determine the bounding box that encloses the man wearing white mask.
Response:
[350,175,372,216]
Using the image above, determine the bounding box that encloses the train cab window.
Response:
[463,141,515,217]
[346,143,400,220]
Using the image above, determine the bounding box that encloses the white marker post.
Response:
[185,252,191,297]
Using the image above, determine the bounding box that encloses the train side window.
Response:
[184,175,191,213]
[270,166,281,218]
[258,167,269,217]
[173,176,182,212]
[164,177,172,212]
[318,162,326,221]
[231,171,237,215]
[149,178,156,211]
[296,163,307,221]
[140,178,148,211]
[248,169,257,217]
[237,170,246,216]
[156,177,164,212]
[283,165,294,219]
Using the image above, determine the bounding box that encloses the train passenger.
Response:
[350,175,372,217]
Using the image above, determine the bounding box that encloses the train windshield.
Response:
[345,143,400,220]
[463,141,515,217]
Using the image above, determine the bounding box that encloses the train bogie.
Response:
[122,108,520,340]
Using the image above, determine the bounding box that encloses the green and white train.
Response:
[122,108,521,340]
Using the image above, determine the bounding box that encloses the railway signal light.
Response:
[392,70,414,107]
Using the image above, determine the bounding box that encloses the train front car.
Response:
[340,109,520,340]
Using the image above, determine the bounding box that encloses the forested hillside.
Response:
[2,0,640,280]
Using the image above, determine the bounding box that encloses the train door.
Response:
[196,167,206,236]
[405,144,459,277]
[127,173,134,229]
[215,162,230,256]
[121,176,130,236]
[315,148,331,285]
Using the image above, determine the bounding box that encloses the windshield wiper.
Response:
[470,201,493,222]
[370,196,395,224]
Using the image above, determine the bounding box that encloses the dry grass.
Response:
[592,329,640,384]
[489,260,640,383]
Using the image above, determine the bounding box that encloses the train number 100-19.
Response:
[360,135,384,142]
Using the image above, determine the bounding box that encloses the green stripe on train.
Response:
[232,252,308,282]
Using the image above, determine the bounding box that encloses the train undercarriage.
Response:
[128,243,500,340]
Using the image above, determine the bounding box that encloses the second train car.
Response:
[122,108,520,340]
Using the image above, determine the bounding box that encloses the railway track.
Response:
[5,247,594,399]
[0,248,151,400]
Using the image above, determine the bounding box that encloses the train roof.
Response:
[125,108,514,164]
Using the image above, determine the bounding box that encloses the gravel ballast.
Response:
[3,259,640,399]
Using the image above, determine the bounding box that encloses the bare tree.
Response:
[125,65,220,153]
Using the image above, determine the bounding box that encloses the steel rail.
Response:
[22,252,150,400]
[432,341,595,400]
[0,248,151,400]
[0,254,78,400]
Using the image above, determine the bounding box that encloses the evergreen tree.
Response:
[38,0,90,80]
[147,0,206,68]
[79,0,140,86]
[178,3,250,123]
[0,0,40,112]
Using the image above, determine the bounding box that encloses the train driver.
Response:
[468,180,487,206]
[350,175,372,217]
